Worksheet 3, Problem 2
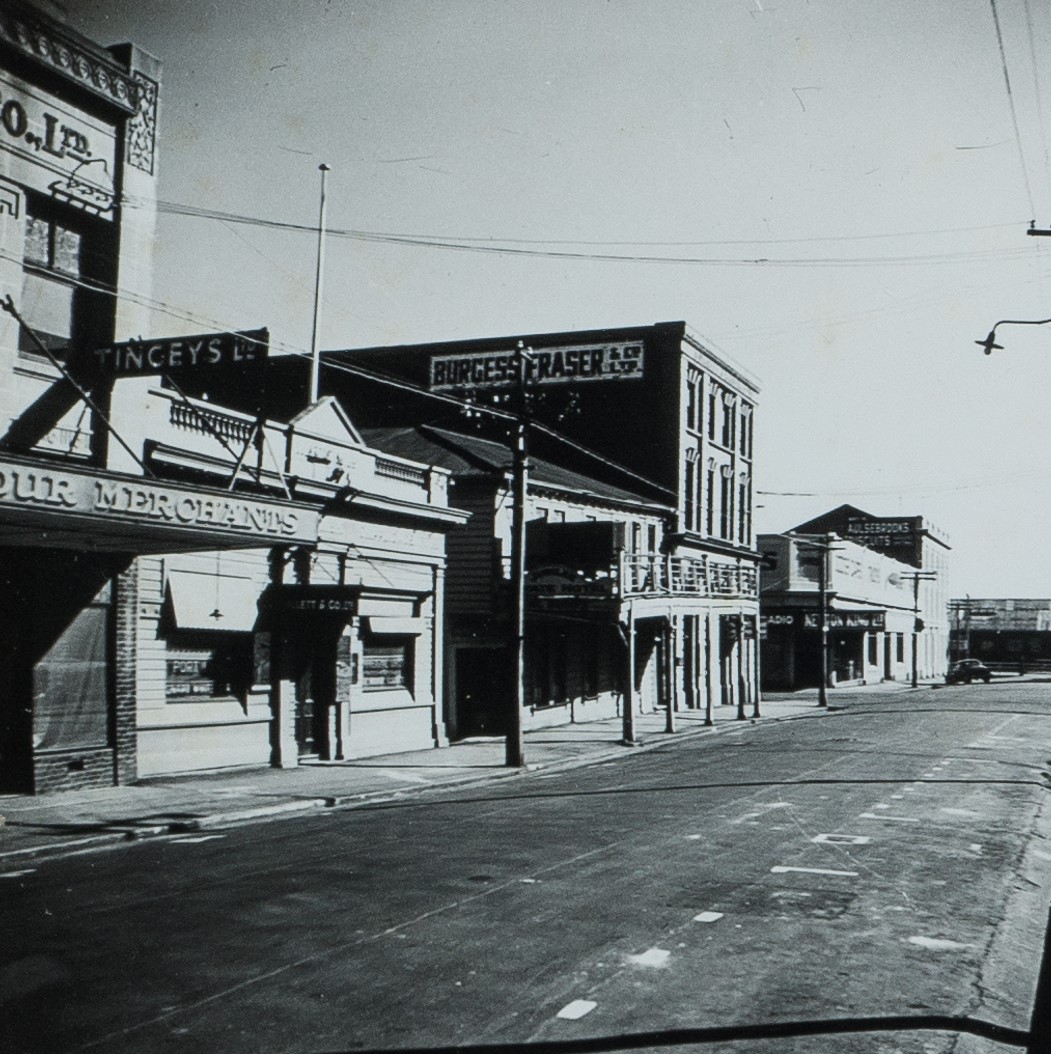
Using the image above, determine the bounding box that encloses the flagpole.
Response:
[309,162,330,404]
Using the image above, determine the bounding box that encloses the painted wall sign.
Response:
[803,611,886,631]
[0,71,117,214]
[429,342,644,390]
[85,328,268,378]
[271,585,359,614]
[0,459,319,543]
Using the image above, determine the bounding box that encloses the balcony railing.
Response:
[527,553,758,602]
[621,554,757,599]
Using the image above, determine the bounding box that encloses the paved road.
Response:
[4,682,1051,1054]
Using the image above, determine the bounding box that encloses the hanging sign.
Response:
[83,328,268,378]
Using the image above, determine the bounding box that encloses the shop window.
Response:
[165,635,252,701]
[33,600,111,752]
[868,635,878,666]
[363,639,412,691]
[896,633,905,663]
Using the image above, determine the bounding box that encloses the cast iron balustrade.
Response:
[169,401,255,445]
[375,456,428,485]
[620,553,756,599]
[528,552,758,602]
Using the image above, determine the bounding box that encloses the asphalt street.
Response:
[4,682,1051,1054]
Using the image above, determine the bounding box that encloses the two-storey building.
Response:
[0,4,467,793]
[189,322,763,734]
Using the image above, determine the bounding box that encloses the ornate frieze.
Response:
[0,7,138,115]
[126,70,157,174]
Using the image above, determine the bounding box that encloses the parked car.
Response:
[945,659,993,685]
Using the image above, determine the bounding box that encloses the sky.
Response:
[63,0,1051,597]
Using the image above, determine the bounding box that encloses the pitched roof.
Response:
[362,425,668,510]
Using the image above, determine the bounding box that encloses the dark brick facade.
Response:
[114,562,138,785]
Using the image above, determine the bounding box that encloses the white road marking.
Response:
[891,794,904,800]
[940,808,981,818]
[557,1000,597,1020]
[173,835,225,844]
[0,869,36,879]
[873,804,890,810]
[771,865,859,877]
[907,935,974,952]
[684,834,702,840]
[693,911,724,923]
[969,844,983,854]
[627,948,671,967]
[860,813,919,822]
[811,833,871,845]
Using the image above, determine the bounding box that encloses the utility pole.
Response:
[505,341,530,768]
[900,570,937,688]
[789,532,837,708]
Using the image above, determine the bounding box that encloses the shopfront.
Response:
[0,454,321,793]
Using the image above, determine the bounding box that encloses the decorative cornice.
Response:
[0,7,138,114]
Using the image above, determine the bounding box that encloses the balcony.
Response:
[621,553,758,599]
[527,545,758,604]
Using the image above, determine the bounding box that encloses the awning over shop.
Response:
[364,616,425,636]
[166,570,261,632]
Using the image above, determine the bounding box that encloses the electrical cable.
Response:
[989,0,1037,220]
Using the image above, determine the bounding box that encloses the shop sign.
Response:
[844,517,915,553]
[803,611,885,631]
[85,329,268,378]
[0,459,319,543]
[0,71,117,213]
[272,585,359,614]
[429,342,644,391]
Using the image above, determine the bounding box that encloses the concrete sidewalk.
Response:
[0,687,911,864]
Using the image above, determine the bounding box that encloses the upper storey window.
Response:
[19,197,112,365]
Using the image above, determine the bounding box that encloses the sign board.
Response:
[761,610,886,631]
[429,342,644,391]
[0,458,319,545]
[0,71,118,215]
[84,329,268,378]
[269,584,360,615]
[803,611,885,631]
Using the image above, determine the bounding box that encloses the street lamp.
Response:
[974,317,1051,354]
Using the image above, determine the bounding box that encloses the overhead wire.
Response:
[1022,0,1051,211]
[124,197,1039,269]
[989,0,1038,220]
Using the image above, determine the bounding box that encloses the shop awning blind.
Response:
[167,570,260,632]
[364,616,425,637]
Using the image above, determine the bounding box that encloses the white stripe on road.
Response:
[0,869,36,878]
[693,911,724,923]
[557,1000,597,1020]
[173,835,226,844]
[771,866,859,877]
[626,948,671,967]
[860,813,919,822]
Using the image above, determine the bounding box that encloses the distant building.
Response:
[758,505,951,690]
[788,505,951,682]
[949,598,1051,670]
